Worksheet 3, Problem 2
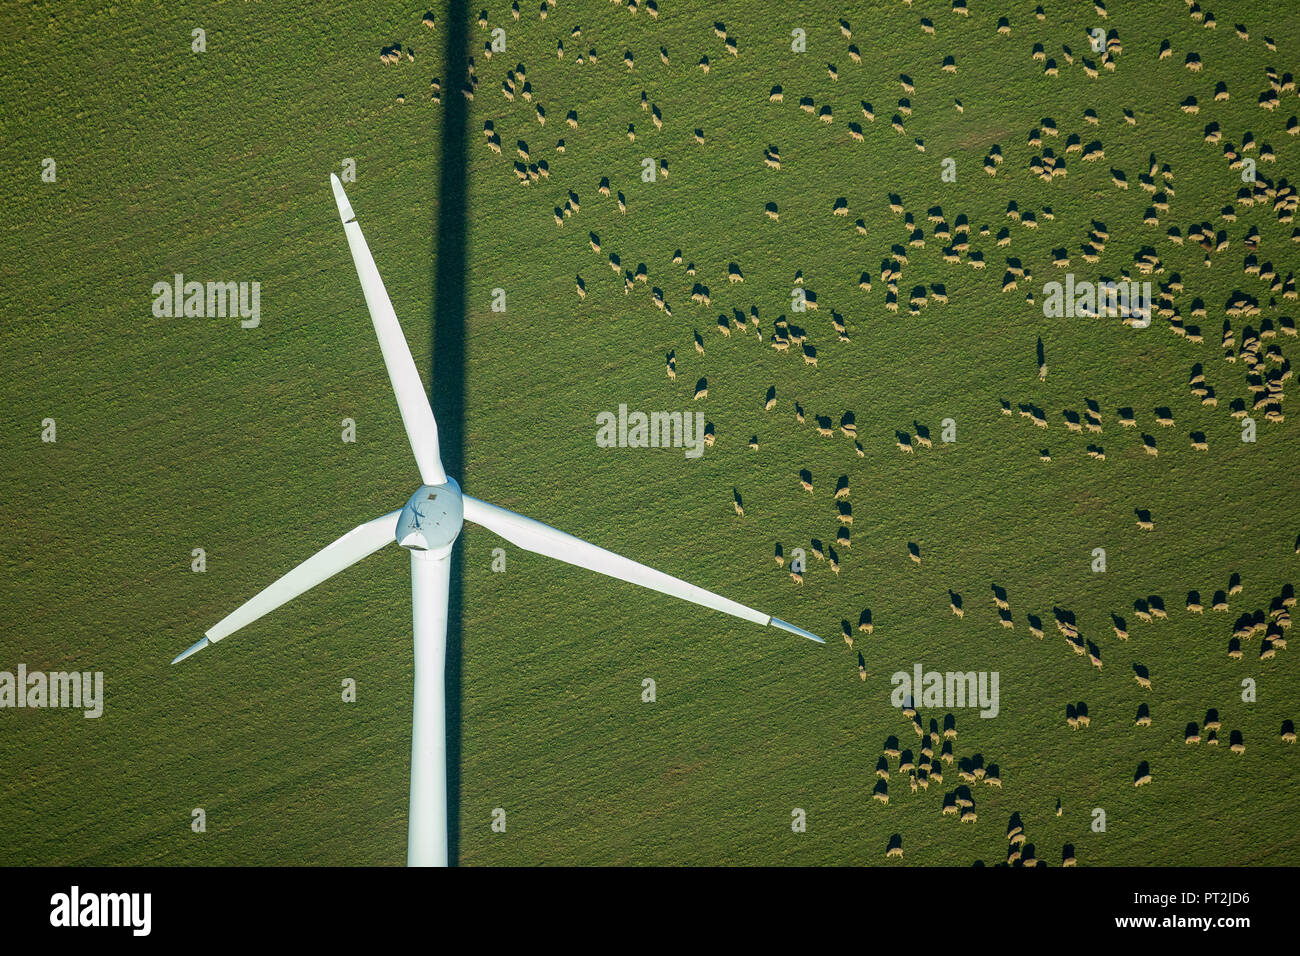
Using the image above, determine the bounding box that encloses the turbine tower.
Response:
[171,175,824,866]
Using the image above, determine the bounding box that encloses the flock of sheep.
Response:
[393,1,1297,864]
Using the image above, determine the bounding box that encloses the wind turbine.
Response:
[170,174,824,867]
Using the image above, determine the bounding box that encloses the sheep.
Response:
[693,379,708,400]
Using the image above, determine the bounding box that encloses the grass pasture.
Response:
[0,0,1297,865]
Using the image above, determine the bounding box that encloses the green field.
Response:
[1,0,1297,866]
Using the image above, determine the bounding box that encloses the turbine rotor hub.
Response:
[396,478,464,556]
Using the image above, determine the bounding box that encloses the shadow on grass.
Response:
[430,0,468,866]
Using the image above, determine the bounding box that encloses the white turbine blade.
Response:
[461,496,824,643]
[330,174,446,486]
[172,510,401,663]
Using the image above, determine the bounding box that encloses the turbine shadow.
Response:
[431,0,469,867]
